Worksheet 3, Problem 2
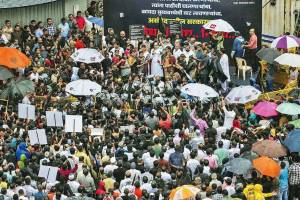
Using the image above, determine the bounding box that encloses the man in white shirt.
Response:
[222,98,236,130]
[186,152,200,179]
[140,169,153,183]
[119,171,133,191]
[29,69,39,83]
[140,177,152,193]
[196,144,207,161]
[228,141,240,158]
[67,174,80,193]
[183,45,195,63]
[0,29,8,44]
[219,49,230,91]
[110,42,124,57]
[160,168,172,182]
[173,44,183,59]
[24,177,37,198]
[143,150,157,170]
[104,157,118,174]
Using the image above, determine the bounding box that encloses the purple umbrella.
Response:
[271,35,300,49]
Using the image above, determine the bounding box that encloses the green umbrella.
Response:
[0,78,35,99]
[289,119,300,128]
[276,102,300,115]
[0,66,14,80]
[256,48,281,64]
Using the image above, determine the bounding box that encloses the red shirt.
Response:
[58,164,78,178]
[134,188,142,200]
[233,119,241,129]
[75,39,85,49]
[159,114,172,130]
[76,16,86,31]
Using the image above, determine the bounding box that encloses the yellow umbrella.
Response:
[169,185,200,200]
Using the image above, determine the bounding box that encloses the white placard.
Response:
[65,115,82,133]
[91,128,104,136]
[120,125,135,133]
[46,111,64,127]
[38,165,58,183]
[18,103,35,120]
[28,129,47,145]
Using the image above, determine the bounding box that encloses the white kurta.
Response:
[150,48,164,77]
[220,53,230,90]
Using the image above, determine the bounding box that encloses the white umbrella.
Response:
[225,85,261,104]
[203,19,235,32]
[274,53,300,67]
[66,79,102,96]
[181,83,219,99]
[71,48,104,64]
[271,35,300,49]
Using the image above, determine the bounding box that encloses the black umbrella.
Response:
[256,48,281,64]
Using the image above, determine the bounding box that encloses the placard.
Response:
[129,25,144,40]
[120,125,135,133]
[91,128,104,136]
[38,165,59,183]
[169,21,181,35]
[18,103,35,120]
[46,111,64,127]
[28,129,47,145]
[65,115,83,133]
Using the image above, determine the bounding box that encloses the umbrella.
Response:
[252,101,278,117]
[276,102,300,115]
[274,53,300,68]
[169,185,200,200]
[0,78,35,99]
[0,67,14,80]
[203,19,235,32]
[0,47,31,68]
[256,48,281,64]
[251,140,287,158]
[289,119,300,128]
[283,129,300,152]
[87,17,104,27]
[253,156,280,177]
[240,151,259,161]
[66,79,102,96]
[71,48,104,64]
[224,158,252,175]
[271,35,300,49]
[181,83,219,99]
[225,85,261,104]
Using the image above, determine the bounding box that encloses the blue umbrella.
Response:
[224,158,252,175]
[87,17,104,27]
[284,129,300,152]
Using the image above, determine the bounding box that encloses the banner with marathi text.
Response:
[104,0,261,43]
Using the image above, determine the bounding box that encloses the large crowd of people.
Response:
[0,2,300,200]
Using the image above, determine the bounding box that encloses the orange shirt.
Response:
[248,34,257,49]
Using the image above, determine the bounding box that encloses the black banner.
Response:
[104,0,261,46]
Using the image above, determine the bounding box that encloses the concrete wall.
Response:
[64,0,88,16]
[0,0,89,26]
[262,0,300,43]
[0,0,64,26]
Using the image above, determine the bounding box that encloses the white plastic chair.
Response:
[236,57,253,81]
